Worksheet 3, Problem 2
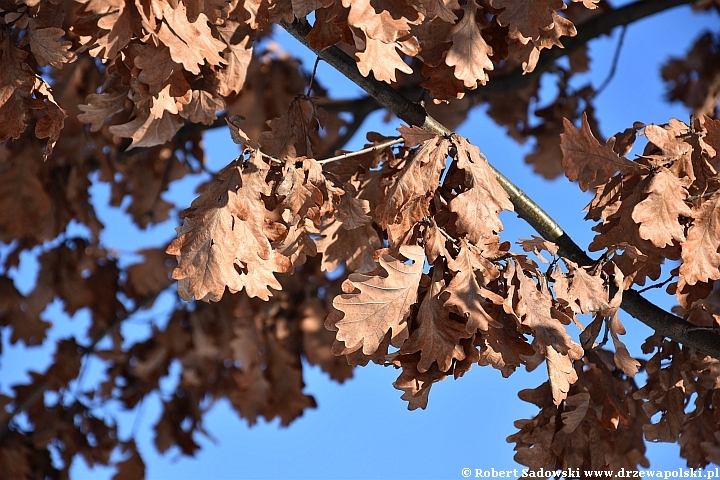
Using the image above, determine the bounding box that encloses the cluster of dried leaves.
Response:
[0,0,719,477]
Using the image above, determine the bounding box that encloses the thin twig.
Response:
[596,26,628,97]
[279,17,720,359]
[637,276,674,294]
[307,56,321,97]
[317,137,403,165]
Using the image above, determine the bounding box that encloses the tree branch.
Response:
[279,18,720,359]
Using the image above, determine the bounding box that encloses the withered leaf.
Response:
[449,136,513,245]
[680,191,720,286]
[445,2,493,88]
[400,266,469,373]
[167,152,289,301]
[631,168,692,248]
[327,245,424,355]
[27,19,77,68]
[561,113,641,191]
[377,135,449,237]
[443,241,501,334]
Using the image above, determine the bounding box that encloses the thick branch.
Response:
[279,18,720,359]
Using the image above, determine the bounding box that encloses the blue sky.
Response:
[1,3,718,479]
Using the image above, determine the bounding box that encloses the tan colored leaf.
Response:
[560,113,641,191]
[27,19,76,68]
[400,267,469,372]
[449,136,513,245]
[76,0,137,61]
[315,220,381,274]
[336,188,371,229]
[108,86,184,149]
[216,22,253,96]
[644,123,692,159]
[342,0,415,43]
[355,34,413,84]
[560,392,590,433]
[560,259,609,315]
[0,33,40,142]
[134,44,179,93]
[478,322,534,378]
[377,136,450,236]
[327,245,424,355]
[156,2,226,75]
[397,125,437,147]
[77,86,129,132]
[609,313,640,377]
[34,100,66,160]
[445,2,493,88]
[519,235,558,263]
[491,0,564,41]
[515,262,583,405]
[226,115,251,147]
[391,353,446,410]
[180,90,224,125]
[631,167,692,248]
[680,191,720,285]
[167,152,289,301]
[443,241,501,333]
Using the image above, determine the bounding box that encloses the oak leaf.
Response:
[167,152,289,301]
[75,0,137,61]
[680,191,720,286]
[400,266,469,372]
[515,261,584,404]
[315,220,381,274]
[449,136,513,245]
[491,0,564,41]
[216,22,253,96]
[342,0,416,44]
[27,19,76,68]
[108,86,184,149]
[443,241,501,334]
[391,353,447,410]
[445,2,494,88]
[327,245,424,355]
[0,33,41,142]
[355,34,414,84]
[156,2,226,75]
[631,167,692,248]
[377,136,450,239]
[561,113,641,191]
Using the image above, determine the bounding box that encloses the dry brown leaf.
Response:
[443,241,501,333]
[27,19,76,68]
[631,167,692,248]
[449,136,513,245]
[445,2,493,88]
[327,245,424,355]
[156,2,226,75]
[491,0,564,41]
[400,266,469,372]
[377,136,449,239]
[167,152,289,301]
[680,191,720,286]
[561,113,641,191]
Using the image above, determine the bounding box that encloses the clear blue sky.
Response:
[1,3,718,479]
